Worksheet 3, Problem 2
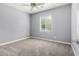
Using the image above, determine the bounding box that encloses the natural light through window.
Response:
[40,15,52,32]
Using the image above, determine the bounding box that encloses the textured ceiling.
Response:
[5,3,69,14]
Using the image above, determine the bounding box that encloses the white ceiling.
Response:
[5,3,70,14]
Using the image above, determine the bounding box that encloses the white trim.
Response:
[30,36,71,45]
[0,36,71,46]
[0,37,30,46]
[71,44,76,56]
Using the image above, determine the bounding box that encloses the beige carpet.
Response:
[0,38,74,56]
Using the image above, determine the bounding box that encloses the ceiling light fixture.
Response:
[22,3,45,11]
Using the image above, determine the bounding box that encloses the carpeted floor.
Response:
[0,38,74,56]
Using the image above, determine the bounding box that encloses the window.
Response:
[40,16,52,32]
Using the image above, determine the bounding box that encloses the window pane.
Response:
[41,19,45,30]
[40,16,52,32]
[45,16,51,31]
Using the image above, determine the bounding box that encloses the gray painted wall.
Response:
[0,4,30,43]
[31,4,71,43]
[71,4,77,42]
[71,4,79,56]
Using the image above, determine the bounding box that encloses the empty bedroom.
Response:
[0,3,78,56]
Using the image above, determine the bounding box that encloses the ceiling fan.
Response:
[22,3,45,11]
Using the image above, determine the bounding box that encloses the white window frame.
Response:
[40,15,52,32]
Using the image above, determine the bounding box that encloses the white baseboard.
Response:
[0,37,30,46]
[30,36,71,45]
[0,36,71,46]
[71,44,76,56]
